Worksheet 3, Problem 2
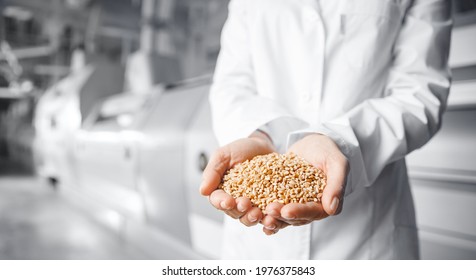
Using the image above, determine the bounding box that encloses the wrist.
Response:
[249,130,275,151]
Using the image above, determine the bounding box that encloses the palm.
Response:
[200,133,275,225]
[261,134,349,235]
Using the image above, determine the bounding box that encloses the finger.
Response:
[263,227,279,235]
[265,202,305,224]
[225,208,245,219]
[322,157,348,215]
[280,202,329,221]
[200,148,231,196]
[235,197,252,213]
[261,215,289,231]
[224,197,253,219]
[290,220,311,226]
[209,189,236,211]
[262,218,290,235]
[265,202,284,219]
[239,207,263,226]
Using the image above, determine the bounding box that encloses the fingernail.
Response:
[249,215,258,222]
[330,197,339,215]
[237,203,246,212]
[220,201,231,210]
[265,224,276,230]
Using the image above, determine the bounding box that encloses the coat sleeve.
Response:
[209,0,305,147]
[290,0,452,195]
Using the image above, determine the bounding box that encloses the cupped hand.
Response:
[200,131,275,226]
[261,133,349,235]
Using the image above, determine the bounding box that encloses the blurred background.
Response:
[0,0,475,260]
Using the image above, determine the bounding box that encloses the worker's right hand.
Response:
[200,131,275,227]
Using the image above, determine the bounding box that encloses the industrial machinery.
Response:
[33,55,124,186]
[53,77,220,259]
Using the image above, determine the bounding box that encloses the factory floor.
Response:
[0,158,147,260]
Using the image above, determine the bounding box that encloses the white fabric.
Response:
[211,0,452,259]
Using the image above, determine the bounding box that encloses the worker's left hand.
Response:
[261,134,349,235]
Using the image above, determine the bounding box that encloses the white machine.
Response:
[58,77,220,259]
[33,56,124,186]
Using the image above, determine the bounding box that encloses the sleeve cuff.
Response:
[257,117,308,154]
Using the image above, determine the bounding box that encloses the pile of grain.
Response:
[218,152,327,212]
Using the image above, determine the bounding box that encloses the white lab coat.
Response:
[210,0,452,259]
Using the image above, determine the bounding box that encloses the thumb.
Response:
[321,159,348,215]
[199,148,231,196]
